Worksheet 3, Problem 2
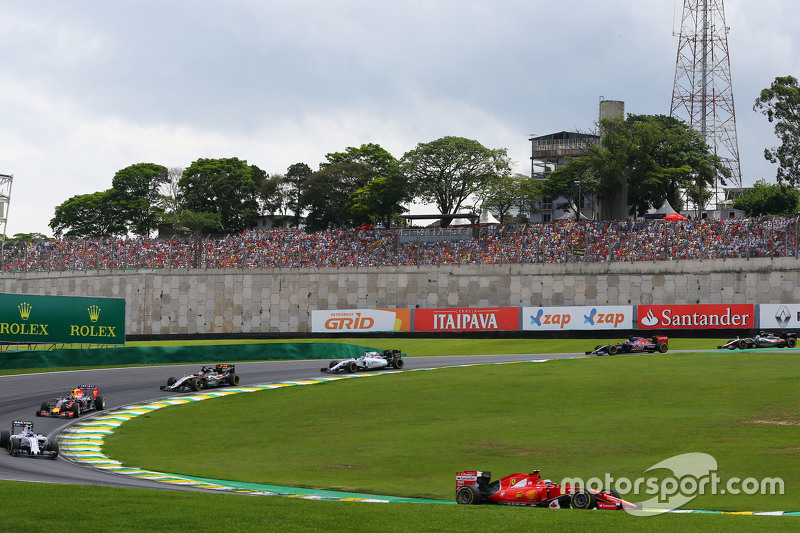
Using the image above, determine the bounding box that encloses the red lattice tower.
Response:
[670,0,742,192]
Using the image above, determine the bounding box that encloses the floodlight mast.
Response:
[0,173,13,270]
[670,0,742,207]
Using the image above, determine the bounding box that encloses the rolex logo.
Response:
[88,305,101,323]
[18,302,31,321]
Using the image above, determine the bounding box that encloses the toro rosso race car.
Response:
[586,335,669,356]
[0,420,59,458]
[37,385,106,418]
[456,470,638,510]
[718,331,798,350]
[160,364,240,392]
[321,349,405,373]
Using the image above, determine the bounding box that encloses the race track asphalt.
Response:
[0,352,582,492]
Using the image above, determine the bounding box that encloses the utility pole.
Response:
[670,0,742,208]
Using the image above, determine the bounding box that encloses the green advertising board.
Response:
[0,293,125,345]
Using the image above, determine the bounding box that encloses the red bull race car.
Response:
[36,385,106,418]
[585,335,669,356]
[455,470,638,510]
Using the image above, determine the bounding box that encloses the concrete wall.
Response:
[1,257,797,335]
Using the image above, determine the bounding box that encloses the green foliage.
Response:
[285,162,313,227]
[111,163,169,236]
[480,173,531,223]
[179,158,260,233]
[754,75,800,186]
[733,180,800,216]
[564,115,728,220]
[543,158,598,218]
[49,190,127,237]
[300,163,374,231]
[401,136,511,222]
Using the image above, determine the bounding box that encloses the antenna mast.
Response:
[670,0,742,204]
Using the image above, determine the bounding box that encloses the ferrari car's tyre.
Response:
[329,360,340,369]
[570,489,597,510]
[456,485,482,505]
[0,430,9,448]
[49,440,59,458]
[736,339,748,350]
[190,378,202,392]
[167,377,177,386]
[71,403,81,417]
[607,345,618,356]
[393,358,405,369]
[347,361,358,373]
[657,342,668,353]
[228,374,240,386]
[96,396,106,410]
[40,401,50,412]
[788,337,797,348]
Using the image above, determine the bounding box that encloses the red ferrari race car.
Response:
[585,335,669,356]
[456,470,638,510]
[36,385,106,418]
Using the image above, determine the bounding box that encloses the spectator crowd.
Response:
[3,216,798,272]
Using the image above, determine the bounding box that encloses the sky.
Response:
[1,0,798,237]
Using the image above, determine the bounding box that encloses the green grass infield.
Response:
[103,350,800,513]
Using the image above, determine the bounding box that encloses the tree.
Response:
[285,163,312,227]
[154,166,185,232]
[300,163,374,231]
[49,191,127,237]
[754,75,800,186]
[179,158,260,233]
[481,173,531,224]
[177,210,223,268]
[401,136,511,224]
[563,115,728,220]
[542,158,599,219]
[110,163,169,236]
[733,180,800,216]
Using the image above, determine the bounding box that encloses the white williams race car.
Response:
[322,349,405,373]
[0,420,59,459]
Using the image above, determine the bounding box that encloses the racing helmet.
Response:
[72,388,82,397]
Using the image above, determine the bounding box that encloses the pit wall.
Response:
[1,257,797,336]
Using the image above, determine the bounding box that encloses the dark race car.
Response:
[718,331,798,350]
[321,349,405,374]
[586,335,669,356]
[37,385,106,418]
[160,363,240,392]
[455,470,639,510]
[1,420,59,459]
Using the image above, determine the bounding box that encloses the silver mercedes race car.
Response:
[0,420,59,459]
[718,331,798,350]
[160,363,240,392]
[321,349,405,373]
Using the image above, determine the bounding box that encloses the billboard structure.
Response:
[0,294,125,345]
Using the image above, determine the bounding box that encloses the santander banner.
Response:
[311,309,411,333]
[638,304,755,330]
[522,306,633,331]
[414,307,519,332]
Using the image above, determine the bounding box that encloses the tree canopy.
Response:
[754,75,800,186]
[179,158,260,233]
[111,163,169,236]
[733,179,800,216]
[543,115,729,220]
[49,190,127,238]
[401,136,510,223]
[300,162,374,231]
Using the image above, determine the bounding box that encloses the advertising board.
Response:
[311,309,412,333]
[522,306,633,331]
[0,293,125,345]
[413,307,519,332]
[758,304,800,330]
[637,304,755,330]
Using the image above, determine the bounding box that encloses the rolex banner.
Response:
[0,293,125,345]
